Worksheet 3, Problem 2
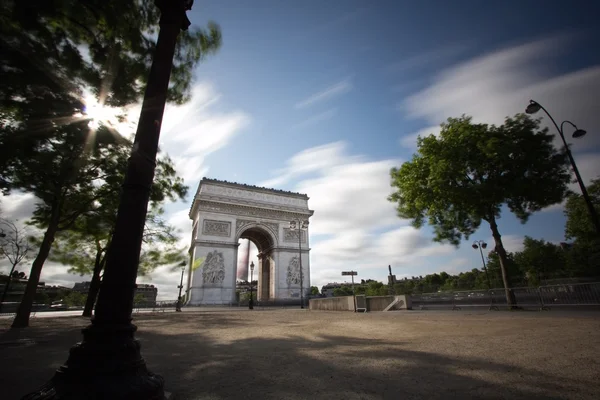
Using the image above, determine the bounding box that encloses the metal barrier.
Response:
[411,282,600,311]
[133,300,178,313]
[538,282,600,307]
[451,289,493,310]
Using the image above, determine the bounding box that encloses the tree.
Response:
[0,219,33,312]
[44,150,187,317]
[63,291,87,308]
[562,179,600,277]
[565,178,600,243]
[133,293,146,308]
[1,0,221,328]
[310,286,320,296]
[513,237,567,285]
[389,115,570,307]
[332,286,354,297]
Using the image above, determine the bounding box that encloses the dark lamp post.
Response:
[23,1,194,398]
[249,261,254,310]
[176,267,185,312]
[525,100,600,237]
[472,240,492,289]
[289,219,309,309]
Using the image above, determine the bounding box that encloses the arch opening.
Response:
[237,226,276,302]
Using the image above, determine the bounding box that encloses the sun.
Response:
[82,95,120,130]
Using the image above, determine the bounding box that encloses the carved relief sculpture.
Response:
[200,201,310,222]
[201,250,226,284]
[236,219,279,238]
[283,228,306,243]
[202,220,231,237]
[286,256,301,287]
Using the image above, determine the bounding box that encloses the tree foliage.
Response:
[389,114,570,305]
[565,178,600,244]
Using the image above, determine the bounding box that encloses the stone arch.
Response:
[186,178,314,305]
[235,222,278,249]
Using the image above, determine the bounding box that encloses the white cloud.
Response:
[159,83,250,187]
[291,108,337,130]
[259,141,358,188]
[0,82,249,300]
[399,34,600,153]
[294,79,352,109]
[399,125,441,150]
[297,159,403,236]
[260,141,453,289]
[385,42,471,74]
[0,192,37,222]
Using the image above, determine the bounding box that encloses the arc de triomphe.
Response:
[186,178,313,305]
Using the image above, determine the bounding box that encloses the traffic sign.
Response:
[341,271,357,276]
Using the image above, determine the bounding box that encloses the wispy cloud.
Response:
[385,42,472,74]
[258,141,455,289]
[295,79,352,109]
[1,81,251,300]
[291,108,337,130]
[397,33,600,214]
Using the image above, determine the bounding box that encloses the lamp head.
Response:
[472,243,478,249]
[250,261,254,271]
[572,129,587,139]
[481,242,487,249]
[525,100,541,115]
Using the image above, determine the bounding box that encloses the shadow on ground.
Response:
[1,311,598,400]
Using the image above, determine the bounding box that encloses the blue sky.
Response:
[2,1,599,298]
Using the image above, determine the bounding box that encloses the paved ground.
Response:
[1,309,599,400]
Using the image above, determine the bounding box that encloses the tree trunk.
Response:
[82,243,106,317]
[11,221,59,328]
[0,262,19,314]
[488,216,518,309]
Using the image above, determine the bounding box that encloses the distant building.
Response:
[72,281,91,293]
[73,281,158,303]
[135,284,158,303]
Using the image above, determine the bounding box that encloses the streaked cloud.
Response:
[259,141,454,289]
[291,108,337,130]
[385,42,471,74]
[295,79,352,109]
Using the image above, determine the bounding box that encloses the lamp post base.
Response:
[22,323,166,400]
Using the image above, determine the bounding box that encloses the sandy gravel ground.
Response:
[1,309,599,400]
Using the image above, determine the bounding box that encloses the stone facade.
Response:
[186,178,313,305]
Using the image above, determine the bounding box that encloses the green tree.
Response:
[563,178,600,276]
[133,293,146,307]
[513,236,567,285]
[389,114,570,307]
[2,0,220,328]
[564,178,600,244]
[45,147,187,318]
[34,291,50,305]
[310,286,320,296]
[486,251,522,288]
[332,286,354,297]
[63,291,87,308]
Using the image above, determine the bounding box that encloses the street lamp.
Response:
[472,240,492,289]
[249,261,254,310]
[176,267,185,312]
[23,1,194,398]
[526,100,600,236]
[289,219,309,309]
